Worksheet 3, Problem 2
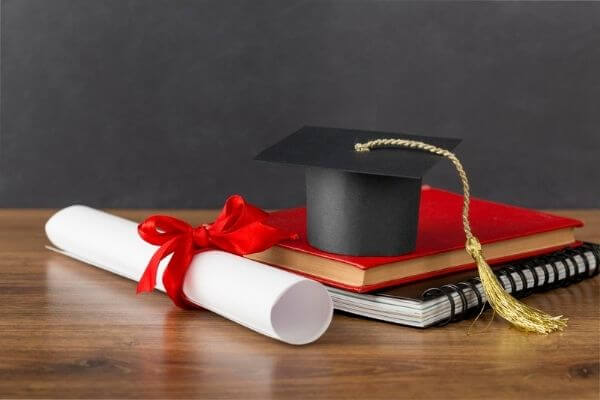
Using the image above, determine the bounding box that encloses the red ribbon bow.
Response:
[136,195,297,308]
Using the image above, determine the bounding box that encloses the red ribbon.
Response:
[136,195,297,308]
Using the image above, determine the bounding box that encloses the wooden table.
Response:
[1,209,598,399]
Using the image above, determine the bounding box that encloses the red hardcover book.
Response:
[246,186,583,292]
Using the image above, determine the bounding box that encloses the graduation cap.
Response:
[255,126,461,256]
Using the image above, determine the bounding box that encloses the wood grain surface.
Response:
[0,209,598,399]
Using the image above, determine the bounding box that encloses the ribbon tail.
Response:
[136,237,179,294]
[161,236,197,308]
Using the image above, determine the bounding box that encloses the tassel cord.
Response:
[354,139,567,334]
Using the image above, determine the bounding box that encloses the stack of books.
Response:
[247,186,599,328]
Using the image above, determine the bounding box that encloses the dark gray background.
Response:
[2,0,599,209]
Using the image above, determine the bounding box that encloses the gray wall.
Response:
[2,0,599,209]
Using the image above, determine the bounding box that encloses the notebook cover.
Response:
[264,186,583,292]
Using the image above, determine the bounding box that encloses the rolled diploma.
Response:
[45,205,333,345]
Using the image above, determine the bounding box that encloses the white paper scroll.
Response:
[45,205,333,345]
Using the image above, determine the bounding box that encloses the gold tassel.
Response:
[355,139,568,334]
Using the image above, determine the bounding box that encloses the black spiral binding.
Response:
[421,243,600,326]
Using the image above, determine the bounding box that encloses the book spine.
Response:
[421,243,600,327]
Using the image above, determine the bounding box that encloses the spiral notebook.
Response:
[327,243,599,328]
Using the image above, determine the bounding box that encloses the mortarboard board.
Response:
[255,126,461,257]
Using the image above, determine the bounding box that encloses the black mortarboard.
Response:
[255,126,461,256]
